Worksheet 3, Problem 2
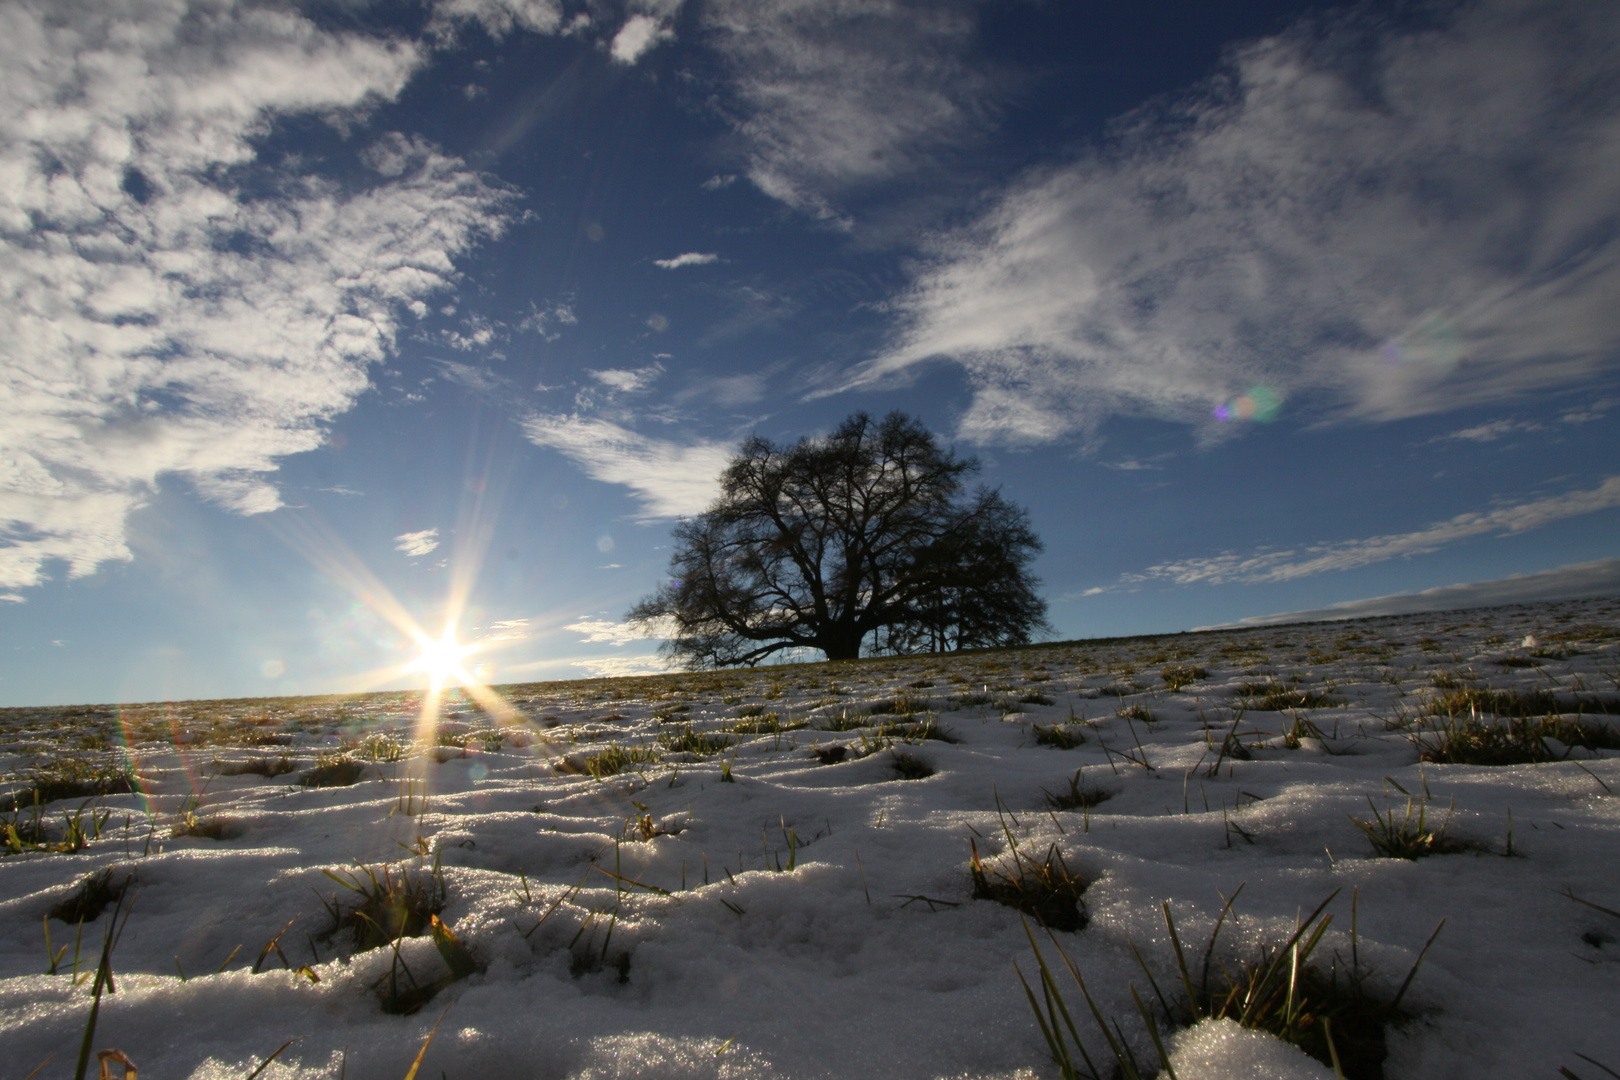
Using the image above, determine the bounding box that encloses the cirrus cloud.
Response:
[521,414,732,519]
[0,0,514,591]
[1088,475,1620,592]
[844,0,1620,443]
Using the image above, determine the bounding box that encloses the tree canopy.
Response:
[628,411,1049,667]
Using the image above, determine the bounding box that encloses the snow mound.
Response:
[1167,1018,1336,1080]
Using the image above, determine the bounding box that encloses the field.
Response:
[2,597,1619,1080]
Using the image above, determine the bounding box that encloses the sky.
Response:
[2,0,1619,707]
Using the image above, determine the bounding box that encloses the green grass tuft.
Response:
[49,868,131,924]
[657,726,735,756]
[890,752,935,780]
[1161,663,1209,691]
[1032,724,1086,749]
[299,753,367,788]
[580,743,663,778]
[0,758,135,814]
[1351,797,1471,859]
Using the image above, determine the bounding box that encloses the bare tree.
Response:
[627,411,1049,667]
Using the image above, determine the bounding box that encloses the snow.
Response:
[2,597,1618,1079]
[1168,1019,1336,1080]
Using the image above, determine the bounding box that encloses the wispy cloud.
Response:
[435,360,506,394]
[394,529,442,558]
[1098,475,1620,590]
[588,365,663,393]
[565,616,662,645]
[0,5,512,591]
[703,0,990,220]
[1430,419,1543,444]
[844,0,1620,442]
[430,0,566,40]
[522,415,732,518]
[1197,558,1620,629]
[571,654,671,678]
[654,252,719,269]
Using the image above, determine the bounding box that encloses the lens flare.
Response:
[1212,385,1282,423]
[405,627,481,690]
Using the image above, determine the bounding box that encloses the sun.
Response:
[406,628,480,688]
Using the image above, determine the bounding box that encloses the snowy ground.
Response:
[2,598,1618,1080]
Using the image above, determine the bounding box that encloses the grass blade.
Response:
[244,1038,301,1080]
[401,1006,451,1080]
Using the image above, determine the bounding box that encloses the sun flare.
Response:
[406,628,480,688]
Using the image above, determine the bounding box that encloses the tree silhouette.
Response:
[628,411,1049,667]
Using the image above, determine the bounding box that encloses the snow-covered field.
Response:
[3,598,1619,1080]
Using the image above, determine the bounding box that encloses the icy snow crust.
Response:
[1,598,1618,1079]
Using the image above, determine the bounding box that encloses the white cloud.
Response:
[1431,419,1544,443]
[654,252,719,269]
[702,0,989,220]
[517,301,577,340]
[610,13,674,65]
[1108,475,1620,589]
[0,2,512,591]
[845,0,1620,442]
[522,415,732,518]
[394,529,441,557]
[435,359,505,393]
[565,616,659,645]
[1197,558,1620,629]
[588,364,663,393]
[571,654,671,678]
[0,593,25,604]
[674,372,766,407]
[483,618,532,641]
[431,0,565,40]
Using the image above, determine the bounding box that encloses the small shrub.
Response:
[1116,704,1155,724]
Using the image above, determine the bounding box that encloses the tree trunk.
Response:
[819,628,864,661]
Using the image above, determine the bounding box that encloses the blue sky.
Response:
[3,0,1619,706]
